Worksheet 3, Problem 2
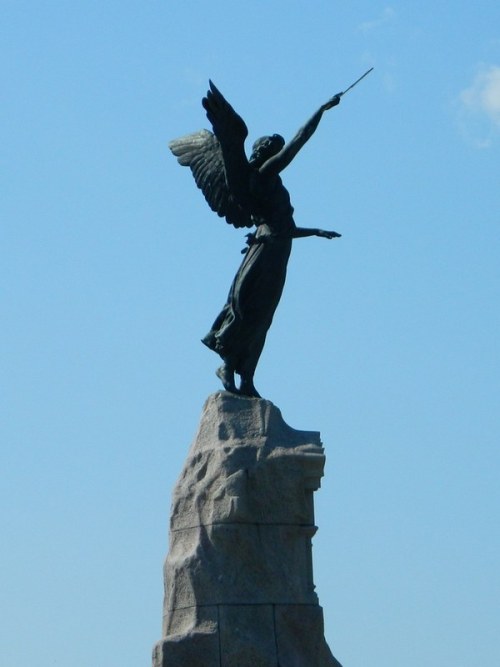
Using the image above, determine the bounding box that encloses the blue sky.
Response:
[2,3,499,666]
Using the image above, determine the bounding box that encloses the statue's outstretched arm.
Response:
[292,227,341,240]
[260,93,341,176]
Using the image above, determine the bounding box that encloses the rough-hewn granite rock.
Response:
[152,391,342,667]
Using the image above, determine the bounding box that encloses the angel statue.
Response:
[169,81,344,398]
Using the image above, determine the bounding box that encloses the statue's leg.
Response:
[239,374,261,398]
[237,330,266,398]
[216,362,237,394]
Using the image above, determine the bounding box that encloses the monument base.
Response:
[153,604,339,667]
[152,392,342,667]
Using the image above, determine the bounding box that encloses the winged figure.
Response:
[170,81,342,397]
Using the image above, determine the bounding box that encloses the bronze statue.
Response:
[170,78,364,397]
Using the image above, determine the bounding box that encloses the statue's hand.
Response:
[317,229,341,239]
[321,94,342,111]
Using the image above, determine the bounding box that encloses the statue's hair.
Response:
[250,134,285,163]
[251,134,285,152]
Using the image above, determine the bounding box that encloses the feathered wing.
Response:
[169,130,252,228]
[169,81,254,229]
[202,81,253,208]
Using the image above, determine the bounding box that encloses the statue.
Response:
[170,74,371,397]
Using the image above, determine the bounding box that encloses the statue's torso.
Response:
[249,170,295,238]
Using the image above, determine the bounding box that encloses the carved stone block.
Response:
[152,392,342,666]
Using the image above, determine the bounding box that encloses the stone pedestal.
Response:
[152,391,342,667]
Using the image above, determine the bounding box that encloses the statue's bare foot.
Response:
[216,364,237,393]
[239,379,261,398]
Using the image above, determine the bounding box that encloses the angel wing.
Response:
[169,81,254,229]
[169,129,252,229]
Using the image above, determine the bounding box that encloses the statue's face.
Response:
[250,134,285,164]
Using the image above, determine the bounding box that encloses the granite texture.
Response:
[152,391,342,667]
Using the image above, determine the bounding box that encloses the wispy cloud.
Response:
[359,7,395,34]
[460,66,500,126]
[458,65,500,147]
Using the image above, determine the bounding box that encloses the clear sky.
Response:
[2,3,499,666]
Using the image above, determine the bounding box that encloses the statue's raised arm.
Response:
[259,93,341,176]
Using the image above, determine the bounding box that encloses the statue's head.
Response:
[249,134,285,166]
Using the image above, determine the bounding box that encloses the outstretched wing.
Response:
[202,81,254,212]
[169,129,252,229]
